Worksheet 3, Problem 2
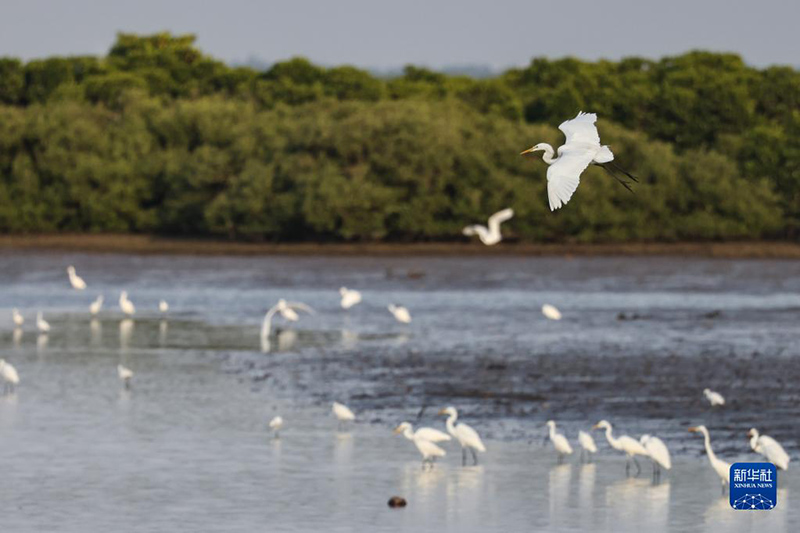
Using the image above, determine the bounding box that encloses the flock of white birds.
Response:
[2,113,792,493]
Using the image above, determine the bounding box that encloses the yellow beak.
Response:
[393,426,403,434]
[437,408,447,416]
[688,427,698,432]
[591,423,600,430]
[520,148,535,155]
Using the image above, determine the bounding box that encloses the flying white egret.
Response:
[640,435,672,476]
[387,304,411,324]
[339,287,362,309]
[520,112,638,211]
[89,295,104,316]
[332,401,355,430]
[36,311,50,333]
[545,420,573,462]
[0,359,20,393]
[703,388,725,407]
[67,265,87,290]
[395,423,447,468]
[593,420,649,475]
[117,364,133,389]
[688,425,730,492]
[439,407,486,465]
[159,300,169,313]
[119,291,136,316]
[578,430,598,462]
[542,304,562,321]
[269,416,284,438]
[748,428,790,470]
[12,308,24,328]
[260,299,315,343]
[394,421,452,443]
[462,208,514,246]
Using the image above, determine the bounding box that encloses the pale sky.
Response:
[0,0,796,70]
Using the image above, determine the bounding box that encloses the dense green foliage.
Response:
[0,33,797,242]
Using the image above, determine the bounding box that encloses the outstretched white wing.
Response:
[558,112,601,146]
[546,149,595,211]
[286,302,316,315]
[487,208,514,231]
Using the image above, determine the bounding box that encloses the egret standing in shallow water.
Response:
[520,112,638,211]
[593,420,649,475]
[394,423,447,469]
[36,311,50,333]
[578,430,598,462]
[703,388,725,407]
[67,266,87,290]
[269,416,284,438]
[748,428,790,470]
[542,304,562,321]
[394,421,452,444]
[89,295,103,316]
[119,291,136,316]
[339,287,362,310]
[332,402,355,430]
[159,300,169,313]
[462,208,514,246]
[12,308,24,328]
[439,407,486,465]
[387,304,411,324]
[545,421,573,462]
[688,425,730,492]
[640,435,672,477]
[117,364,133,389]
[0,359,20,393]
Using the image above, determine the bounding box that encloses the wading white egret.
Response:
[67,265,87,290]
[542,304,562,321]
[593,420,648,474]
[395,423,447,468]
[117,364,133,389]
[688,425,730,492]
[89,295,103,316]
[36,311,50,333]
[12,308,24,327]
[640,435,672,476]
[748,428,790,470]
[260,299,315,343]
[0,359,20,393]
[339,287,362,309]
[159,300,169,313]
[578,430,598,462]
[332,401,355,430]
[703,388,725,407]
[439,407,486,465]
[394,421,452,443]
[269,416,284,438]
[520,112,638,211]
[545,420,573,462]
[388,304,411,324]
[462,208,514,246]
[119,291,136,316]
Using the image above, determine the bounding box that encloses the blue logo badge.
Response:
[730,462,777,510]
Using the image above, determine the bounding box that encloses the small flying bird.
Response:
[260,299,315,342]
[89,295,104,316]
[542,304,562,321]
[269,416,284,438]
[462,208,514,246]
[394,421,452,444]
[544,420,573,462]
[439,407,487,466]
[36,311,50,333]
[520,112,638,210]
[689,425,730,492]
[119,291,136,316]
[332,401,356,430]
[640,435,672,477]
[593,420,649,475]
[12,308,24,328]
[578,430,598,462]
[159,300,169,313]
[394,423,447,469]
[387,304,412,324]
[117,364,133,389]
[748,428,790,470]
[67,265,87,290]
[703,388,725,407]
[0,359,20,393]
[339,287,362,310]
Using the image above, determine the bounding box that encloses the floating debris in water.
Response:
[387,496,407,508]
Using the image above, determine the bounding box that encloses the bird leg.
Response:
[558,453,564,465]
[471,448,478,466]
[625,458,631,476]
[633,457,641,476]
[597,163,636,194]
[462,448,467,466]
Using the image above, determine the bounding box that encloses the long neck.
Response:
[749,431,759,450]
[446,413,457,434]
[604,426,618,447]
[541,144,557,164]
[548,424,557,440]
[261,305,279,340]
[702,430,718,463]
[403,427,415,440]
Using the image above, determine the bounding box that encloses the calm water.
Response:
[0,251,798,531]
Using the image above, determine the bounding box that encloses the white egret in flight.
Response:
[462,208,514,246]
[119,291,136,316]
[117,364,133,389]
[703,388,725,407]
[439,407,486,465]
[521,112,638,210]
[542,304,562,321]
[593,420,648,475]
[688,425,730,492]
[339,287,362,309]
[394,423,447,468]
[36,311,50,333]
[578,430,598,462]
[260,299,315,342]
[89,295,104,316]
[0,359,20,393]
[545,420,573,462]
[159,300,169,313]
[387,304,411,324]
[640,435,672,477]
[269,416,284,438]
[12,308,24,328]
[332,401,356,430]
[394,421,452,443]
[67,265,87,290]
[748,428,790,470]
